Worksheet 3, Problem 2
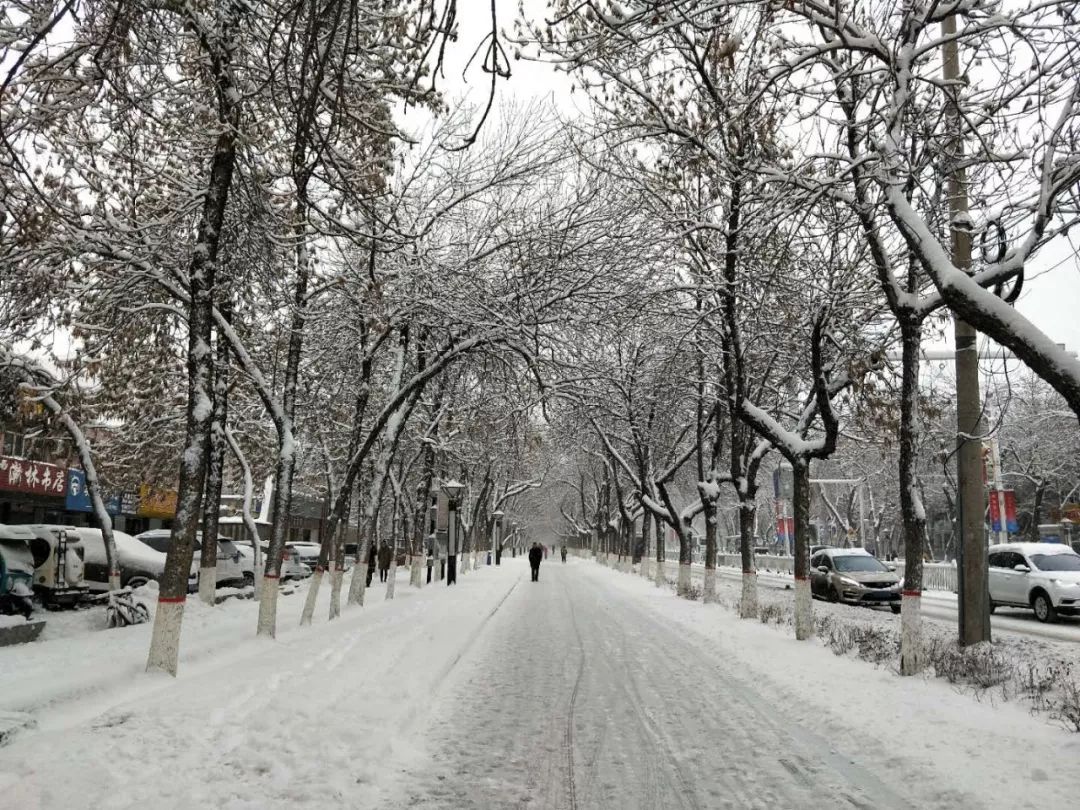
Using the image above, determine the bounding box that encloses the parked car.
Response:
[37,525,166,591]
[235,540,311,581]
[287,541,323,571]
[988,542,1080,623]
[134,530,246,590]
[810,548,902,613]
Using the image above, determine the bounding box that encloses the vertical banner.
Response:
[989,489,1019,534]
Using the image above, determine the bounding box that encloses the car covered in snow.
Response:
[134,529,246,590]
[37,525,166,591]
[809,548,902,613]
[988,542,1080,623]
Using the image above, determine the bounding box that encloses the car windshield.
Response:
[832,555,888,573]
[1030,553,1080,572]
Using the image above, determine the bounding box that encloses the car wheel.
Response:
[125,576,150,590]
[989,602,997,615]
[243,572,255,587]
[890,604,901,615]
[1032,591,1058,623]
[828,586,840,603]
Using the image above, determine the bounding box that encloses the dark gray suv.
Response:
[810,548,902,613]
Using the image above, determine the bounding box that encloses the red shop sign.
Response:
[0,456,68,497]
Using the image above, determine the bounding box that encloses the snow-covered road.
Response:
[398,561,905,810]
[2,556,1076,809]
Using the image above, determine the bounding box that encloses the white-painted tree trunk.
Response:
[900,592,923,674]
[739,571,758,618]
[640,557,651,580]
[703,567,717,603]
[254,560,265,599]
[677,562,691,597]
[257,580,279,637]
[328,566,343,619]
[300,567,323,626]
[146,600,185,675]
[348,563,368,606]
[385,561,397,599]
[654,559,666,588]
[198,566,216,606]
[794,578,813,640]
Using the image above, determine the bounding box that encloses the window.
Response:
[988,552,1007,568]
[1030,553,1080,572]
[2,431,26,458]
[832,555,888,573]
[1003,552,1028,570]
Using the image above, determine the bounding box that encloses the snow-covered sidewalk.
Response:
[0,564,524,808]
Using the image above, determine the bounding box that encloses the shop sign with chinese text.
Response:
[0,456,68,497]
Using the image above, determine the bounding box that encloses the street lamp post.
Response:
[511,522,518,557]
[442,480,464,586]
[492,509,504,565]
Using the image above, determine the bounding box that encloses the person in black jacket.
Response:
[366,541,377,587]
[528,542,543,582]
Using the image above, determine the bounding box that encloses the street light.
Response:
[442,480,464,585]
[511,521,518,558]
[492,509,504,566]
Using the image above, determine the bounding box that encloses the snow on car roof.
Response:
[823,548,872,556]
[989,542,1077,554]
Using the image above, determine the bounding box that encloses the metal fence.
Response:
[712,554,958,592]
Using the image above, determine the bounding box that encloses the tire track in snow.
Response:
[560,577,586,810]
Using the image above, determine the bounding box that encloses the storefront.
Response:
[0,455,78,525]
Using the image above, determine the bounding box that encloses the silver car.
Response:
[810,548,902,614]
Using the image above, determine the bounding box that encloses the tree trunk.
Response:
[640,513,652,580]
[653,514,665,587]
[1026,483,1045,543]
[224,429,262,595]
[738,499,758,618]
[793,460,813,640]
[199,315,230,606]
[147,46,240,672]
[38,397,121,591]
[898,319,926,675]
[702,498,718,603]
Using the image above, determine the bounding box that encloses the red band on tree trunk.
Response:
[263,573,280,579]
[794,575,809,581]
[902,589,921,597]
[158,595,186,604]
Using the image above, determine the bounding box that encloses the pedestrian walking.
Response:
[560,545,567,563]
[528,542,543,582]
[366,540,377,587]
[378,541,392,583]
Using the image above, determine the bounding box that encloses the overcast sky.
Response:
[435,4,1080,364]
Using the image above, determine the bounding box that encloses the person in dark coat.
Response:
[528,542,543,582]
[378,541,392,582]
[366,540,377,586]
[560,545,567,563]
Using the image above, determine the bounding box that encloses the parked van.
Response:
[134,530,246,590]
[35,525,166,591]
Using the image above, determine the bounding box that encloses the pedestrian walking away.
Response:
[528,542,543,582]
[378,541,392,583]
[560,545,567,563]
[366,541,377,587]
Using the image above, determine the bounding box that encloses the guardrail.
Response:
[653,554,958,592]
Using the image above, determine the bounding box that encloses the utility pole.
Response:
[943,15,991,645]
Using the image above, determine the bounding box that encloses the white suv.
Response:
[988,542,1080,623]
